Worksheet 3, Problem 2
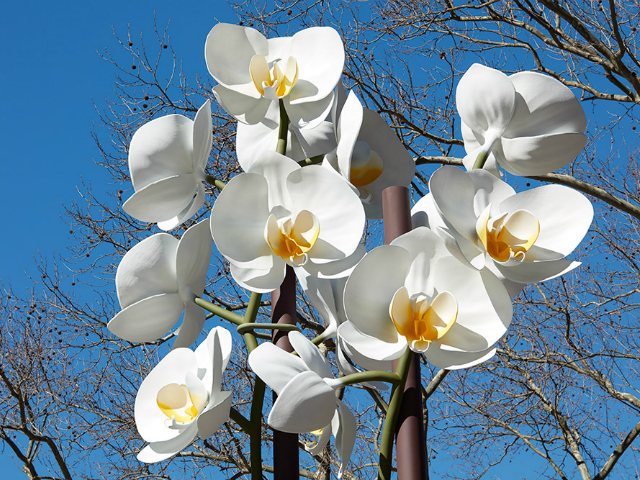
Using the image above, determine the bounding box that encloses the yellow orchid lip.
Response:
[250,55,299,99]
[389,287,458,353]
[349,143,384,188]
[476,206,540,263]
[156,383,200,424]
[265,210,320,265]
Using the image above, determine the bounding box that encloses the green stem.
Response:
[204,174,226,190]
[194,297,244,325]
[338,370,401,388]
[472,149,489,170]
[276,99,289,155]
[242,292,263,352]
[230,407,251,433]
[298,154,324,166]
[378,347,413,480]
[237,322,301,336]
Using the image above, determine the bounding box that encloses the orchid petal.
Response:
[268,371,337,433]
[429,166,481,243]
[344,246,410,342]
[195,327,233,392]
[176,219,212,296]
[192,100,213,171]
[334,400,357,478]
[123,175,198,223]
[288,331,332,379]
[337,332,394,373]
[116,233,178,308]
[108,293,183,343]
[506,71,587,137]
[468,169,516,215]
[425,345,497,370]
[287,165,365,262]
[137,423,199,463]
[497,259,581,284]
[247,152,298,209]
[456,64,515,137]
[337,322,407,363]
[212,84,271,125]
[128,115,194,190]
[205,23,269,88]
[248,342,308,395]
[157,182,206,231]
[284,89,335,129]
[432,257,512,351]
[305,423,332,456]
[210,172,273,269]
[197,391,232,438]
[498,185,593,256]
[135,349,199,442]
[336,92,364,181]
[172,301,205,349]
[499,133,588,176]
[288,27,344,104]
[229,261,286,294]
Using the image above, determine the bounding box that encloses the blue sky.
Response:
[1,1,240,288]
[0,2,241,477]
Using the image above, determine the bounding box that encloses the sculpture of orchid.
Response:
[210,151,365,293]
[249,331,356,478]
[414,166,593,286]
[323,91,415,218]
[123,100,212,230]
[205,23,344,128]
[338,228,512,369]
[108,219,212,348]
[457,64,587,176]
[135,327,233,463]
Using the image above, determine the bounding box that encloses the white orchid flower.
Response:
[236,100,337,171]
[108,219,212,349]
[210,152,365,293]
[296,245,391,384]
[249,331,356,478]
[323,91,415,218]
[414,166,593,286]
[123,101,212,230]
[457,64,587,177]
[338,228,513,370]
[135,327,233,463]
[205,24,344,129]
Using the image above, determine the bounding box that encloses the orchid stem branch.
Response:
[204,175,226,190]
[377,347,413,480]
[472,149,489,170]
[195,297,244,325]
[229,407,251,433]
[237,322,302,336]
[338,370,401,388]
[276,99,289,155]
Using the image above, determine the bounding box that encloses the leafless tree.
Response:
[2,1,640,478]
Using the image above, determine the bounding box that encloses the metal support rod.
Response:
[382,186,428,480]
[271,265,299,479]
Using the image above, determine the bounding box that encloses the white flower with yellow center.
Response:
[457,64,587,177]
[108,219,212,349]
[210,152,365,293]
[413,166,593,287]
[123,100,212,230]
[249,331,356,478]
[205,23,344,128]
[135,327,233,463]
[323,90,415,219]
[337,228,513,369]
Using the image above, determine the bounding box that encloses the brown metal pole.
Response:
[383,186,428,480]
[271,265,299,479]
